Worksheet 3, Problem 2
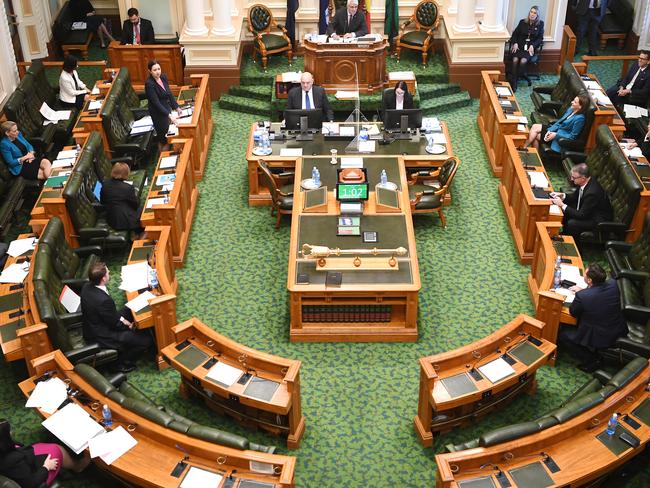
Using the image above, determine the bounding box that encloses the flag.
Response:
[363,0,371,31]
[287,0,299,45]
[319,0,330,34]
[384,0,399,43]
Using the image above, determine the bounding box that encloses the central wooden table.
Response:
[287,156,421,342]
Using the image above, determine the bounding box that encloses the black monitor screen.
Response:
[384,109,422,132]
[284,109,323,131]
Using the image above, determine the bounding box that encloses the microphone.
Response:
[174,443,190,461]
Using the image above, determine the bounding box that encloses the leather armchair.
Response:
[62,172,130,251]
[531,61,583,120]
[37,216,101,292]
[538,101,595,166]
[606,212,650,280]
[618,276,650,345]
[258,159,293,228]
[408,157,459,228]
[0,163,25,239]
[3,89,57,156]
[32,252,118,366]
[395,0,440,66]
[247,4,293,71]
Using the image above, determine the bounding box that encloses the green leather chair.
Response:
[395,0,440,66]
[113,68,147,117]
[247,4,293,71]
[74,363,277,454]
[531,61,583,121]
[62,172,130,251]
[606,212,650,280]
[3,89,57,156]
[258,159,293,228]
[538,98,595,165]
[0,162,26,239]
[32,252,118,366]
[37,216,100,292]
[408,157,459,228]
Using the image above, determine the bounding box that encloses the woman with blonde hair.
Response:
[0,121,51,180]
[508,6,544,91]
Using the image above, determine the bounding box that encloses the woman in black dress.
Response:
[0,121,52,180]
[100,162,145,240]
[508,6,544,91]
[145,60,182,152]
[381,81,414,121]
[69,0,115,48]
[0,419,89,488]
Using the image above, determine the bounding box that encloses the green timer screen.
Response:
[336,183,369,201]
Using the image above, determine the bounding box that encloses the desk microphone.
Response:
[174,443,190,461]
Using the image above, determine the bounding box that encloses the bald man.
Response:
[286,72,334,122]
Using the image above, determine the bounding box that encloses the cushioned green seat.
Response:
[535,416,559,430]
[408,184,442,210]
[75,363,116,396]
[0,171,25,238]
[598,384,618,399]
[445,438,479,453]
[606,356,647,389]
[551,392,604,423]
[479,421,541,447]
[187,424,249,450]
[395,0,439,65]
[119,381,156,405]
[260,33,288,50]
[618,276,650,344]
[606,212,650,281]
[400,30,428,47]
[3,87,57,154]
[107,390,128,406]
[247,4,293,70]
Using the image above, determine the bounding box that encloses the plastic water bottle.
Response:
[148,266,159,289]
[75,143,81,154]
[262,132,270,152]
[359,129,369,141]
[553,256,562,288]
[314,168,321,187]
[380,169,388,186]
[102,404,113,427]
[312,166,318,186]
[606,413,618,436]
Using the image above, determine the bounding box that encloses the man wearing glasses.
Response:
[327,0,368,40]
[606,50,650,108]
[550,163,612,238]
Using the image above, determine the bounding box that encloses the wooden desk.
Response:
[176,75,214,181]
[20,350,297,488]
[161,318,305,449]
[414,314,556,447]
[498,135,563,264]
[246,122,455,206]
[124,226,178,370]
[435,359,650,488]
[288,156,421,342]
[302,38,388,93]
[529,221,582,348]
[141,139,198,266]
[477,71,528,178]
[107,41,184,88]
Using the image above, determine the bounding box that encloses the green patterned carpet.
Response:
[1,49,649,487]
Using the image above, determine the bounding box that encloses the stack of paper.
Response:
[87,426,137,465]
[553,287,575,304]
[119,261,149,292]
[622,146,644,159]
[7,237,37,257]
[91,86,100,96]
[478,357,515,383]
[335,91,359,100]
[589,89,612,106]
[206,361,243,386]
[88,100,103,111]
[623,104,649,119]
[146,197,169,208]
[339,126,356,137]
[179,466,223,487]
[583,80,601,90]
[322,122,340,135]
[130,116,154,135]
[422,117,441,131]
[159,155,178,169]
[52,158,75,169]
[59,285,81,313]
[125,291,156,313]
[527,171,549,188]
[340,157,364,168]
[166,125,179,136]
[156,174,176,187]
[42,403,105,454]
[495,86,512,97]
[0,262,29,284]
[281,71,302,83]
[26,377,68,414]
[358,140,376,153]
[40,103,71,122]
[560,264,588,288]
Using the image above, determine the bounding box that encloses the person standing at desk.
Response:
[286,72,334,122]
[381,81,414,120]
[507,6,544,92]
[120,7,155,45]
[559,263,627,372]
[81,262,153,373]
[327,0,368,39]
[145,59,182,151]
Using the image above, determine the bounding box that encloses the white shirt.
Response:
[302,89,314,110]
[395,96,404,110]
[626,67,646,91]
[562,181,588,211]
[96,284,129,324]
[59,70,87,103]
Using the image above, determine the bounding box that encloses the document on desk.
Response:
[88,426,137,465]
[180,466,223,488]
[130,125,153,135]
[91,86,100,95]
[0,262,29,284]
[40,102,71,121]
[560,264,587,288]
[87,100,103,111]
[281,71,302,83]
[339,126,356,137]
[583,80,601,90]
[495,86,512,97]
[623,104,648,119]
[527,171,549,188]
[430,133,447,144]
[280,148,303,157]
[119,261,149,292]
[340,157,364,168]
[125,290,156,313]
[322,122,340,135]
[57,149,78,159]
[26,377,68,414]
[553,287,575,304]
[7,237,37,257]
[146,197,168,208]
[206,361,243,387]
[156,173,176,186]
[549,204,562,215]
[478,357,515,383]
[335,90,359,100]
[52,158,75,169]
[358,140,376,153]
[622,146,644,159]
[42,403,105,454]
[159,155,178,169]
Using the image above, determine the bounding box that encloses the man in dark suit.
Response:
[81,262,153,372]
[327,0,368,39]
[574,0,607,56]
[550,163,612,238]
[559,263,627,371]
[120,7,155,45]
[606,51,650,108]
[286,72,334,122]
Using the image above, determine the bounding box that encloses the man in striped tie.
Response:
[550,163,612,238]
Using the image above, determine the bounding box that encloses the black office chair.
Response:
[505,41,543,87]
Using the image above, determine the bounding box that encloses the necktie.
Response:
[577,187,583,210]
[135,24,141,44]
[305,91,311,110]
[626,68,643,91]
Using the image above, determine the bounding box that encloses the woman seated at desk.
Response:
[101,162,145,240]
[523,94,588,152]
[381,81,414,121]
[59,55,90,110]
[0,121,52,181]
[0,418,90,488]
[507,6,544,92]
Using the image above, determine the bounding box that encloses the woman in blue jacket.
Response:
[0,121,52,180]
[523,94,589,152]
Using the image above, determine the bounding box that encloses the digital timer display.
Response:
[336,183,369,201]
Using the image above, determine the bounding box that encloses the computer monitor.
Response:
[283,109,323,141]
[384,109,422,139]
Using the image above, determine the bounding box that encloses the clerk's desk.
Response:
[20,350,296,488]
[246,122,455,206]
[287,156,421,342]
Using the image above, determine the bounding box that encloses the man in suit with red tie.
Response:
[120,7,155,45]
[327,0,368,39]
[606,51,650,108]
[574,0,607,56]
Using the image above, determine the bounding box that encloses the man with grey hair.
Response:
[550,163,612,238]
[327,0,368,39]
